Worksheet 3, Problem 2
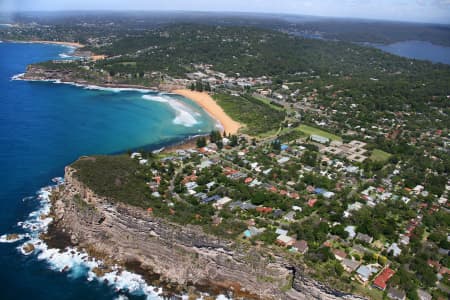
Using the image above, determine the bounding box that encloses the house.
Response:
[387,288,406,300]
[345,226,357,239]
[323,191,335,199]
[229,201,256,211]
[341,258,361,273]
[272,209,284,218]
[356,233,373,244]
[198,159,213,170]
[244,177,253,184]
[412,185,424,195]
[277,157,290,164]
[202,195,221,204]
[292,240,309,254]
[276,235,295,247]
[311,134,330,144]
[206,181,216,190]
[263,168,272,175]
[284,211,296,222]
[292,205,302,212]
[373,267,395,290]
[356,265,378,283]
[417,289,432,300]
[256,206,273,214]
[333,249,347,261]
[185,182,198,190]
[387,243,402,257]
[308,198,318,207]
[194,192,207,200]
[243,226,265,238]
[276,228,288,236]
[130,152,142,159]
[213,196,232,210]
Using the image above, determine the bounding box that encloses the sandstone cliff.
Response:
[51,165,367,300]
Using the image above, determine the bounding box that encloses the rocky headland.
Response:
[47,163,367,300]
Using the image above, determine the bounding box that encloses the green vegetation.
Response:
[213,93,286,135]
[297,125,342,141]
[370,149,392,162]
[252,95,285,111]
[71,155,153,208]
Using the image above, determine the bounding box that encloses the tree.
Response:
[209,130,222,143]
[196,137,207,148]
[230,135,238,147]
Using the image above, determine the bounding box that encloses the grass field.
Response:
[296,125,342,141]
[370,149,392,162]
[214,93,285,135]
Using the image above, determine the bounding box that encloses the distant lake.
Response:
[371,40,450,65]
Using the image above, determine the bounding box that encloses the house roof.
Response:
[356,265,377,280]
[293,240,308,251]
[356,233,373,243]
[333,249,347,260]
[277,235,295,245]
[417,289,432,300]
[341,258,361,272]
[387,287,406,300]
[373,267,395,290]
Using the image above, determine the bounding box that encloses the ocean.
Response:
[0,42,217,300]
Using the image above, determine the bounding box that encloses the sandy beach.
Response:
[13,40,84,48]
[173,89,242,135]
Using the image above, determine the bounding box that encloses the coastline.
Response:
[172,89,242,135]
[7,40,106,61]
[7,40,84,48]
[15,72,239,150]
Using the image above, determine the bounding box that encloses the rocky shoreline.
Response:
[46,163,368,300]
[20,64,179,92]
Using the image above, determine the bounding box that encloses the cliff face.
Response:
[52,166,366,300]
[22,65,185,91]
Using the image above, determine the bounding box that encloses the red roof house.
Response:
[308,198,318,207]
[373,267,395,290]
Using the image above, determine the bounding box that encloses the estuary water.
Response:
[0,42,217,300]
[372,40,450,65]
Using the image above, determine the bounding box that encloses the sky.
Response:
[1,0,450,24]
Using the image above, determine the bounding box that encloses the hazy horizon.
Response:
[1,0,450,25]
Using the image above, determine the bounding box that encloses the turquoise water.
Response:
[373,40,450,65]
[0,42,216,299]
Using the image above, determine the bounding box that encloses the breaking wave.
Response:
[142,94,199,127]
[0,181,164,299]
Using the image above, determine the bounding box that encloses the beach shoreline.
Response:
[171,89,242,135]
[13,74,237,152]
[7,40,84,48]
[6,40,106,61]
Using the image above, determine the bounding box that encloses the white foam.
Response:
[1,180,166,299]
[4,178,224,299]
[84,85,152,93]
[12,75,153,94]
[11,73,25,80]
[58,53,72,59]
[142,94,199,127]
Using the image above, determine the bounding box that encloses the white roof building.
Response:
[213,196,232,209]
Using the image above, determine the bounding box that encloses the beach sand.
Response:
[13,40,106,61]
[17,40,85,48]
[173,89,242,135]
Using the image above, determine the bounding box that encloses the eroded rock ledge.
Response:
[50,165,367,300]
